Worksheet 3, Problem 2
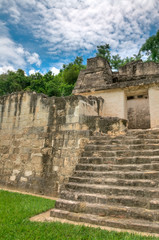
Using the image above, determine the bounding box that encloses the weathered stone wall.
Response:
[119,60,159,76]
[92,89,127,119]
[73,57,112,94]
[0,92,126,196]
[73,57,159,95]
[75,89,127,120]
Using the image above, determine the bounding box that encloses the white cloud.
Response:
[26,53,41,66]
[50,67,60,75]
[0,65,16,74]
[0,22,41,71]
[0,0,159,61]
[29,69,37,75]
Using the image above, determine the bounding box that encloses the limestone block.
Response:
[13,169,20,175]
[10,176,16,181]
[20,177,27,182]
[31,155,43,172]
[53,166,59,171]
[32,139,44,148]
[4,160,13,169]
[20,147,32,154]
[25,171,32,177]
[20,154,29,162]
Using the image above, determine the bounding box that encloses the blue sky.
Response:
[0,0,158,75]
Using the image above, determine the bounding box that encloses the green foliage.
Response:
[0,70,26,95]
[115,54,142,68]
[62,56,85,85]
[96,44,111,62]
[28,72,46,94]
[96,45,142,70]
[0,190,157,240]
[0,56,85,97]
[139,30,159,62]
[110,54,123,70]
[63,64,80,85]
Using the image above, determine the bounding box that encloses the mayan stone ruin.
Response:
[1,56,159,234]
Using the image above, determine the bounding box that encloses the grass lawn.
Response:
[0,190,158,240]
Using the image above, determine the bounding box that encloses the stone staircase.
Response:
[50,129,159,234]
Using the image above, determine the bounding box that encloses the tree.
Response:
[96,44,111,62]
[0,56,85,97]
[0,70,27,94]
[62,56,85,85]
[27,72,46,94]
[139,30,159,62]
[63,64,80,85]
[45,73,62,97]
[96,43,143,70]
[110,54,123,70]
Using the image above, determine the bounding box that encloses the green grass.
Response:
[0,190,159,240]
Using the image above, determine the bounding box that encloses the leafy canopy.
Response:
[139,30,159,62]
[0,56,85,97]
[96,44,142,70]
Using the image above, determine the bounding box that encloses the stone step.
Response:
[60,191,149,208]
[90,135,135,141]
[137,134,159,139]
[75,163,159,172]
[149,200,159,209]
[85,144,159,151]
[91,139,159,145]
[128,129,159,133]
[65,183,159,198]
[50,209,159,234]
[54,199,159,221]
[127,130,159,137]
[82,149,159,157]
[79,156,159,165]
[74,170,159,180]
[69,176,159,188]
[90,132,159,141]
[61,191,159,210]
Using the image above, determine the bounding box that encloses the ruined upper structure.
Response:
[73,57,159,94]
[73,57,159,130]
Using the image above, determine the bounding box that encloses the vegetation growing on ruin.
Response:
[0,190,157,240]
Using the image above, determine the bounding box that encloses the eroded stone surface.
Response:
[0,92,126,196]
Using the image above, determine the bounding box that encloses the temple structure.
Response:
[73,57,159,129]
